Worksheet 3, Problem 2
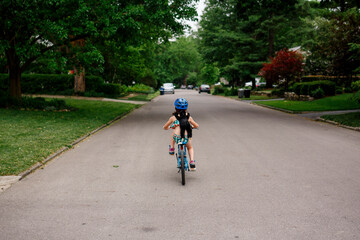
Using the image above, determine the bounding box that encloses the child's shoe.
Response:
[169,145,175,155]
[190,160,196,171]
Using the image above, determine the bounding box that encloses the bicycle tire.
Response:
[180,150,185,185]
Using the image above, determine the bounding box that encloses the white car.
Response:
[245,80,266,88]
[199,84,211,94]
[161,83,175,94]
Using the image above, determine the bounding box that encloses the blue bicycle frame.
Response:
[177,144,188,170]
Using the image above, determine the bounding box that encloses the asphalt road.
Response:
[1,90,360,239]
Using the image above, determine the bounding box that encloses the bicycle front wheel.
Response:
[180,150,185,186]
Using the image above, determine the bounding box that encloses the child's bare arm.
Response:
[189,117,199,129]
[163,116,175,130]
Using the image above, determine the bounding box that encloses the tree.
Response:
[0,0,198,98]
[259,49,304,90]
[306,7,360,85]
[199,0,309,86]
[155,36,202,86]
[200,64,220,85]
[319,0,360,12]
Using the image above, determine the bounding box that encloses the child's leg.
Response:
[186,140,194,161]
[170,132,175,149]
[169,132,175,155]
[186,140,196,170]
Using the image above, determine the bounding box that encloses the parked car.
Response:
[187,85,193,89]
[161,83,175,94]
[245,80,266,88]
[199,84,211,94]
[180,85,186,89]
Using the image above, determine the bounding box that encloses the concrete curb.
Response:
[316,117,360,132]
[251,102,297,114]
[17,106,142,180]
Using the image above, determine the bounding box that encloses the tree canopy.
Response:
[0,0,198,97]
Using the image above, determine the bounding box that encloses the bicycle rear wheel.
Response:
[180,150,185,185]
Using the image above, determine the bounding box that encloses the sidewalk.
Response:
[297,109,360,120]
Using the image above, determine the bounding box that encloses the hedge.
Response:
[0,74,123,97]
[0,74,154,97]
[224,87,238,96]
[293,80,336,97]
[301,75,360,85]
[213,85,224,95]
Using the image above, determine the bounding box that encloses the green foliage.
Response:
[293,81,336,96]
[127,84,154,94]
[310,87,325,98]
[224,87,237,96]
[0,96,68,110]
[351,80,360,91]
[199,0,310,85]
[336,86,344,94]
[20,74,73,94]
[213,85,224,95]
[306,8,360,78]
[344,87,354,93]
[271,88,285,97]
[0,0,199,97]
[155,36,202,86]
[200,64,220,85]
[186,72,199,86]
[350,90,360,103]
[0,73,131,97]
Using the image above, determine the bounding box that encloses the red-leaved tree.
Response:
[259,49,304,89]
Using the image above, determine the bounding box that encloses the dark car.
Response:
[199,84,210,94]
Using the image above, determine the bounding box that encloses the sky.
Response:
[184,0,206,34]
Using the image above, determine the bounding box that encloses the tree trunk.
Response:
[6,48,22,98]
[74,65,86,93]
[9,66,21,98]
[268,27,275,58]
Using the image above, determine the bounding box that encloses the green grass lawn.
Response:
[0,99,139,176]
[254,94,360,112]
[126,91,159,101]
[216,93,276,101]
[322,112,360,127]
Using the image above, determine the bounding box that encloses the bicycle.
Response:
[175,140,189,185]
[174,128,198,186]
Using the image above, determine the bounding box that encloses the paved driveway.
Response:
[1,90,360,239]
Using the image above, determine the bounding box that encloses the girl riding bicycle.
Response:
[163,98,199,171]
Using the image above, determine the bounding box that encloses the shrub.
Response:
[86,76,106,92]
[271,88,285,97]
[351,80,360,91]
[0,74,130,98]
[351,90,360,103]
[84,90,105,98]
[344,87,353,93]
[21,74,73,94]
[224,87,238,96]
[213,85,224,95]
[336,86,343,94]
[128,84,154,94]
[97,83,120,96]
[310,87,325,98]
[293,81,336,96]
[0,96,68,110]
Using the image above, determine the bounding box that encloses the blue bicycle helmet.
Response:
[174,98,188,110]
